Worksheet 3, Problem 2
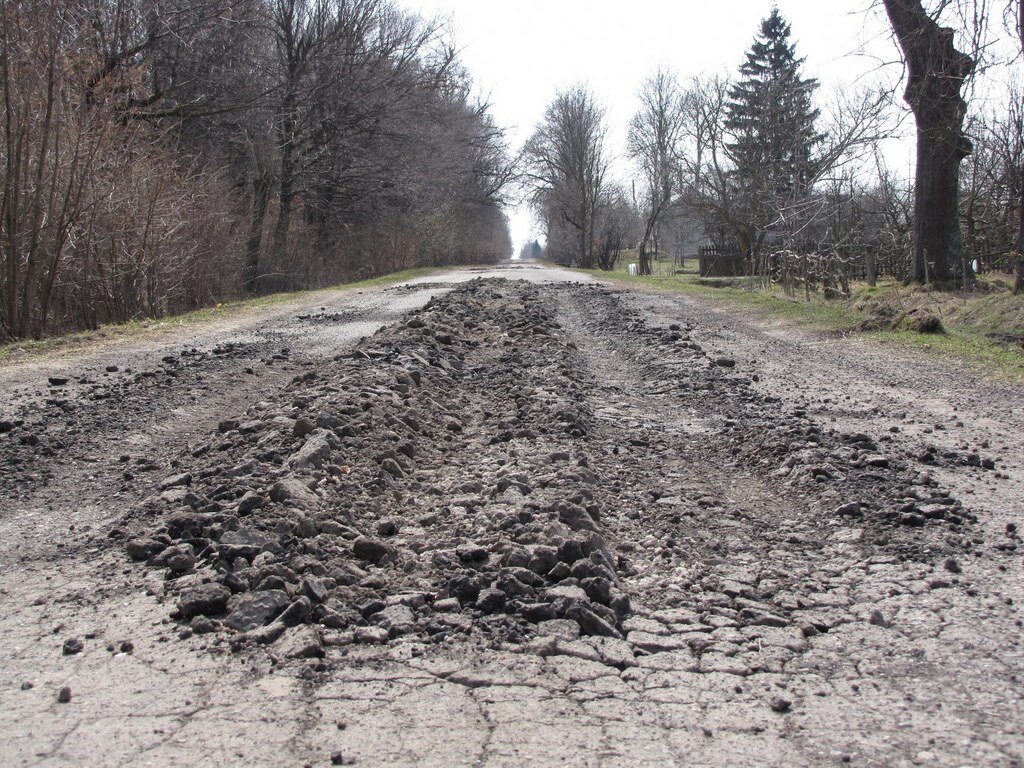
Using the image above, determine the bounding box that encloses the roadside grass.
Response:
[0,267,436,365]
[574,251,1024,384]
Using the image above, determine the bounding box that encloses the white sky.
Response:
[395,0,1013,254]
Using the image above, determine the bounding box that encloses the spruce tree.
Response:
[726,7,823,202]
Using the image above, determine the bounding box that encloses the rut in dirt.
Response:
[115,278,980,676]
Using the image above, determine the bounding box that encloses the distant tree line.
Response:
[525,2,1024,295]
[0,0,513,341]
[518,240,544,260]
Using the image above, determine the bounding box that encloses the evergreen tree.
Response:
[726,7,823,202]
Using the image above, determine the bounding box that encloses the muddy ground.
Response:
[0,263,1021,768]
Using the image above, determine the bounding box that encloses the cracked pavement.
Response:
[1,264,1021,767]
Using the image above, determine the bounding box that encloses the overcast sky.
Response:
[393,0,1004,253]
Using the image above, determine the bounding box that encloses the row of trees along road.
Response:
[525,1,1024,295]
[0,0,514,341]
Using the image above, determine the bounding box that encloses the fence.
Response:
[697,245,747,278]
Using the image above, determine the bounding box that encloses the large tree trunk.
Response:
[639,241,652,276]
[912,121,971,284]
[1014,0,1024,295]
[577,217,588,269]
[270,129,295,287]
[577,201,593,269]
[1014,170,1023,293]
[882,0,975,285]
[638,214,656,276]
[245,168,272,293]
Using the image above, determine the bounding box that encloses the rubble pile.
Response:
[125,280,630,655]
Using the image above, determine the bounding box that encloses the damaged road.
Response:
[1,264,1022,767]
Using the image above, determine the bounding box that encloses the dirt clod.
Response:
[769,696,792,713]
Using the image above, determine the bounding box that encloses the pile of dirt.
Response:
[121,280,630,658]
[0,341,273,499]
[119,279,988,668]
[907,310,945,334]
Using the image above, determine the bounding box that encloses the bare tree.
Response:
[676,75,736,251]
[264,0,333,284]
[869,153,915,282]
[628,69,687,276]
[0,0,514,340]
[78,0,256,116]
[594,185,639,271]
[524,85,609,269]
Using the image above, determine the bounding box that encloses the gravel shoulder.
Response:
[0,264,1020,768]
